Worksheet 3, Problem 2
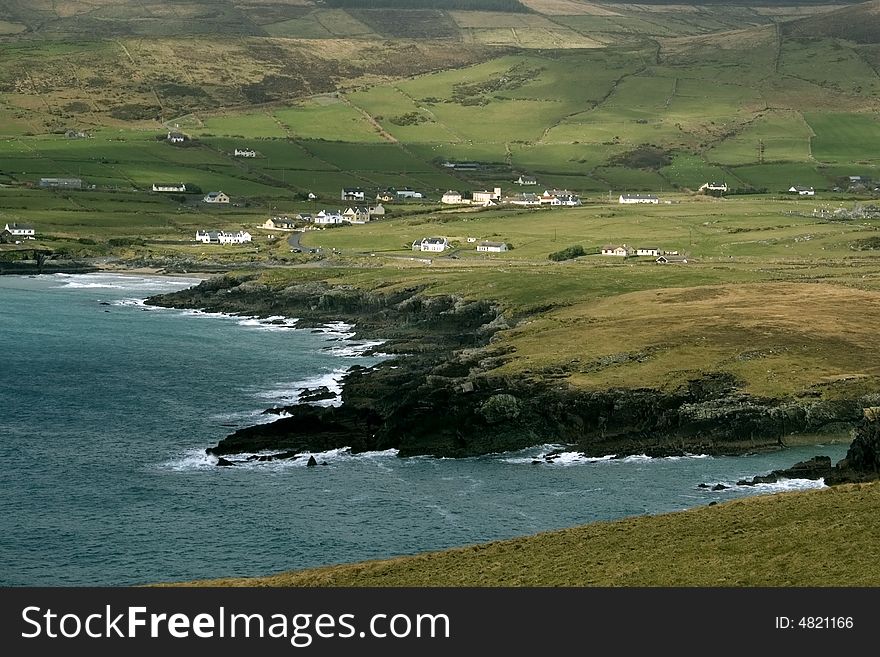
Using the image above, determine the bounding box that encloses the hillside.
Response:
[162,480,880,586]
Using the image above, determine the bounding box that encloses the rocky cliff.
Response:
[146,274,872,462]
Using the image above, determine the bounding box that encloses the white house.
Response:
[395,188,423,199]
[699,182,728,193]
[314,210,344,225]
[152,182,187,193]
[412,237,448,253]
[203,191,230,204]
[540,189,581,206]
[441,190,463,204]
[515,175,537,185]
[635,247,661,257]
[507,193,541,206]
[472,187,502,204]
[789,186,815,196]
[263,216,295,230]
[477,241,508,253]
[195,230,251,244]
[4,222,35,238]
[167,131,186,144]
[601,244,631,257]
[234,148,256,157]
[619,194,659,204]
[341,188,366,201]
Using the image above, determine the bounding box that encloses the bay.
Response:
[0,273,849,586]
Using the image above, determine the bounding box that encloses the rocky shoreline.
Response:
[145,273,880,480]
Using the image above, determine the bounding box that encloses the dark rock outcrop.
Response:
[736,456,833,486]
[825,408,880,485]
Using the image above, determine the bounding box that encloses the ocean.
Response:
[0,273,849,586]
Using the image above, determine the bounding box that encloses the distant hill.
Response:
[781,0,880,43]
[321,0,531,10]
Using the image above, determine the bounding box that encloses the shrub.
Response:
[548,245,585,261]
[479,394,521,424]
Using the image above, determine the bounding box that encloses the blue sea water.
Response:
[0,273,850,586]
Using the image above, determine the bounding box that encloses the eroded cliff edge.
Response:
[146,274,874,461]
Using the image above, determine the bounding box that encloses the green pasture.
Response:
[659,154,741,191]
[199,112,288,139]
[706,110,815,166]
[273,101,386,143]
[300,141,435,173]
[261,9,378,38]
[594,166,670,191]
[730,163,831,193]
[807,113,880,164]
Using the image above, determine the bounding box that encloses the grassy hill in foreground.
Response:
[162,480,880,586]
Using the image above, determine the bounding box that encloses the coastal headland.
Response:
[146,271,878,465]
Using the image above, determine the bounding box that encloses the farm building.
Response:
[166,131,187,144]
[263,217,295,230]
[788,186,815,196]
[541,190,581,206]
[3,222,35,238]
[341,188,366,201]
[234,148,256,157]
[203,191,230,204]
[515,175,537,185]
[412,237,448,253]
[152,183,187,193]
[635,247,661,257]
[39,177,83,190]
[656,255,688,264]
[395,188,423,199]
[195,230,251,244]
[507,193,541,206]
[699,182,728,193]
[619,194,659,204]
[477,241,508,253]
[601,244,632,257]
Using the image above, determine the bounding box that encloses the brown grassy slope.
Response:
[780,0,880,43]
[163,481,880,587]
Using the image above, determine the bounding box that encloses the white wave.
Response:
[51,272,200,292]
[158,448,219,472]
[237,316,299,331]
[741,478,827,493]
[502,448,711,466]
[253,368,347,407]
[164,446,400,472]
[323,339,387,357]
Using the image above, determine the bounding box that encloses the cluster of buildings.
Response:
[263,204,386,229]
[440,187,581,207]
[600,243,687,263]
[411,237,508,253]
[195,230,252,244]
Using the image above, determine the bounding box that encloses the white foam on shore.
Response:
[254,368,348,407]
[323,339,387,358]
[500,445,711,466]
[742,478,827,493]
[159,446,399,472]
[236,316,300,331]
[51,272,200,292]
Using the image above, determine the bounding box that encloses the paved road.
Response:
[287,230,303,251]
